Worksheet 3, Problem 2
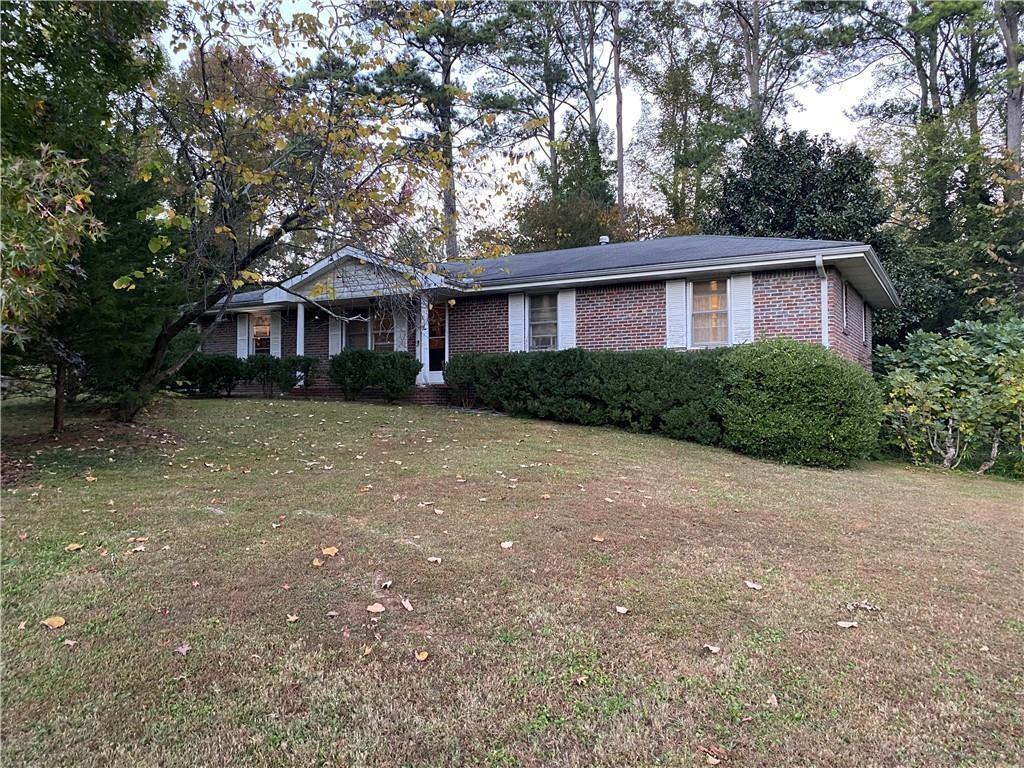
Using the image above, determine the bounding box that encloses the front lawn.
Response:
[2,397,1021,767]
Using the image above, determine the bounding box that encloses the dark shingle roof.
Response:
[441,235,862,285]
[213,288,268,308]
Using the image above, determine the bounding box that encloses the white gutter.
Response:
[815,254,829,347]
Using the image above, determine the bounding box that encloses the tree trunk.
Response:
[998,1,1022,202]
[611,0,625,222]
[52,360,67,433]
[976,430,1000,475]
[440,42,459,260]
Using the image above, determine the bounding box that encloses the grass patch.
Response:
[2,396,1022,767]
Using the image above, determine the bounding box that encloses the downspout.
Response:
[816,255,829,348]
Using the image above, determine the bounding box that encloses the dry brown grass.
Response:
[2,397,1021,767]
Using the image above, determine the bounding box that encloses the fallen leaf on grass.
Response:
[18,621,27,631]
[381,580,393,590]
[362,645,373,656]
[744,580,763,591]
[175,642,191,657]
[17,532,28,541]
[286,614,299,623]
[837,621,858,629]
[702,644,721,655]
[41,616,66,630]
[415,650,429,662]
[591,535,605,543]
[64,543,83,553]
[312,558,324,567]
[699,744,728,764]
[321,546,338,557]
[63,639,78,648]
[427,556,442,564]
[541,493,551,500]
[366,603,386,614]
[326,610,339,618]
[401,598,413,612]
[500,540,514,550]
[615,606,629,615]
[604,497,615,504]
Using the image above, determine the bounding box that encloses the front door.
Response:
[427,304,447,382]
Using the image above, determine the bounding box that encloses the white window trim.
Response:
[528,293,559,352]
[687,277,731,349]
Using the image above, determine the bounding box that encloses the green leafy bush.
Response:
[179,353,246,396]
[719,339,880,468]
[450,341,878,467]
[879,319,1023,476]
[327,349,375,400]
[244,355,284,397]
[278,355,320,396]
[372,352,422,403]
[442,352,480,407]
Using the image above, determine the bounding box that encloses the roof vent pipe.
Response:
[598,235,610,245]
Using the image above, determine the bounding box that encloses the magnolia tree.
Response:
[880,319,1024,475]
[121,0,446,415]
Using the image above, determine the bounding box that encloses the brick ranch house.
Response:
[199,235,900,399]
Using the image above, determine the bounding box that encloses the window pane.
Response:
[373,311,394,351]
[252,314,271,355]
[691,280,729,347]
[529,295,558,351]
[345,308,369,349]
[692,279,727,311]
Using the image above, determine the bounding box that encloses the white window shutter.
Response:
[235,314,249,358]
[393,307,408,351]
[508,293,526,352]
[270,312,282,358]
[665,280,687,348]
[556,289,576,349]
[730,272,754,344]
[328,316,342,356]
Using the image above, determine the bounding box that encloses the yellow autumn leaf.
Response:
[415,650,429,662]
[312,558,324,567]
[64,543,83,552]
[321,546,339,557]
[41,616,66,629]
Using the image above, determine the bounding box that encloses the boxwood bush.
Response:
[445,341,880,467]
[372,352,422,403]
[719,339,880,467]
[327,348,375,400]
[179,353,246,396]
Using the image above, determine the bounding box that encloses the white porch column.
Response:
[295,302,305,357]
[415,293,430,385]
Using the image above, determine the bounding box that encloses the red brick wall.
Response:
[753,269,822,345]
[828,269,872,370]
[200,315,237,354]
[448,294,508,355]
[576,282,666,350]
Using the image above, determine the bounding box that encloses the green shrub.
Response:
[278,355,320,396]
[442,353,480,407]
[244,355,284,397]
[878,319,1023,477]
[372,352,422,403]
[327,349,375,400]
[719,339,880,468]
[451,341,877,468]
[179,353,245,396]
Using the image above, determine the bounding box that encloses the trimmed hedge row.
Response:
[444,339,881,468]
[180,350,421,402]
